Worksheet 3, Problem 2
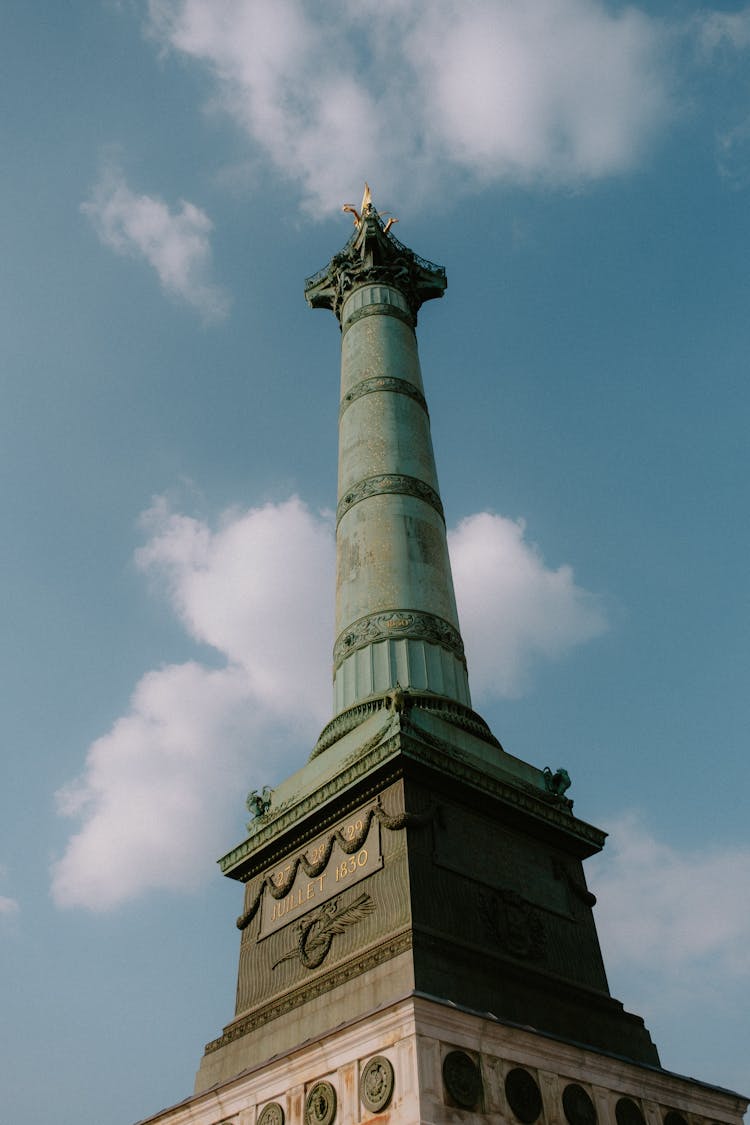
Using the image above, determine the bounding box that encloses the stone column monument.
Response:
[139,190,747,1125]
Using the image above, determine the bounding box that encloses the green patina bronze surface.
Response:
[306,194,471,720]
[194,193,662,1095]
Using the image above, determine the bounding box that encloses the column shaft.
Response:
[333,283,470,712]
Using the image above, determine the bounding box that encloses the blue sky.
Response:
[1,3,749,1122]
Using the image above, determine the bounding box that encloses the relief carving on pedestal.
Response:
[563,1084,598,1125]
[257,1103,285,1125]
[479,887,547,963]
[360,1055,395,1113]
[443,1050,483,1109]
[237,798,416,933]
[305,1082,337,1125]
[504,1067,543,1124]
[271,891,375,971]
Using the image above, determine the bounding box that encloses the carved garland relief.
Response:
[237,799,429,934]
[333,609,466,672]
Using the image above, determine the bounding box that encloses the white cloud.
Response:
[82,163,230,323]
[0,864,19,919]
[449,512,607,698]
[0,895,19,918]
[146,0,669,212]
[52,499,605,910]
[51,497,333,911]
[590,814,750,1003]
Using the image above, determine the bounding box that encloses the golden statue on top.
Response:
[342,183,398,234]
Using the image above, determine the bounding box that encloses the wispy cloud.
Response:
[696,7,750,52]
[51,497,333,910]
[52,497,605,910]
[589,816,750,1089]
[146,0,670,212]
[0,895,19,918]
[590,814,750,1011]
[691,7,750,187]
[0,864,19,921]
[82,162,230,323]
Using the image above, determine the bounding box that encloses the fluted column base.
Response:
[333,636,470,715]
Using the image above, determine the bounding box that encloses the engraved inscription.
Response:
[259,814,382,938]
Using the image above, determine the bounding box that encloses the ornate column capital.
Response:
[304,198,446,321]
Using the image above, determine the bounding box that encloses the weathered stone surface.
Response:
[140,995,748,1125]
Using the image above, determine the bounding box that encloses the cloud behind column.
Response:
[51,497,608,910]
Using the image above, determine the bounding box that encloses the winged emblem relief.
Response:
[272,892,375,971]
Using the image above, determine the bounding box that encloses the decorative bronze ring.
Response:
[336,473,444,526]
[339,375,427,420]
[333,609,466,673]
[341,301,415,335]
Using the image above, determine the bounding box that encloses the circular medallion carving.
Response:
[258,1104,285,1125]
[563,1084,598,1125]
[505,1067,543,1123]
[360,1055,395,1113]
[664,1113,688,1125]
[305,1081,337,1125]
[616,1099,646,1125]
[442,1050,482,1109]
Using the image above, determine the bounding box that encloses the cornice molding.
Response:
[204,930,413,1054]
[219,718,603,882]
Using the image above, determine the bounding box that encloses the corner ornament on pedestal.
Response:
[246,785,273,826]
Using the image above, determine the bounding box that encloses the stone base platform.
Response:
[136,993,747,1125]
